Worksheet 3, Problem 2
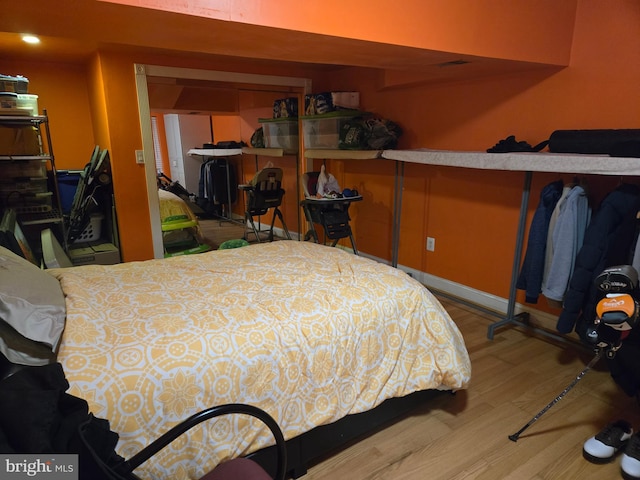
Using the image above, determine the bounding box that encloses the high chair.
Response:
[300,172,361,254]
[239,167,291,242]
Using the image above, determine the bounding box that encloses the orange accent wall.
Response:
[4,1,639,322]
[103,0,576,65]
[1,59,96,169]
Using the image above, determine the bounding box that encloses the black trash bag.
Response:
[250,127,265,148]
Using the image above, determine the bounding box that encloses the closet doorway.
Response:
[135,64,311,258]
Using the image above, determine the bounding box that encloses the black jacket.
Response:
[557,183,640,338]
[0,362,126,480]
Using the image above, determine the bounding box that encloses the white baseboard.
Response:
[355,251,559,328]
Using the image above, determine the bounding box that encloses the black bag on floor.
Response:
[0,361,127,480]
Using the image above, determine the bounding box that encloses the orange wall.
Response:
[3,1,639,323]
[315,0,640,313]
[105,0,577,66]
[0,59,96,169]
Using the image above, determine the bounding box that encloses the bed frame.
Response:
[248,388,448,478]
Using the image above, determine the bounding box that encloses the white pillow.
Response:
[0,246,66,365]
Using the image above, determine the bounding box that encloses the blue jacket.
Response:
[517,180,564,303]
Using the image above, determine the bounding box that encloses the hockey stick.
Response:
[508,349,603,442]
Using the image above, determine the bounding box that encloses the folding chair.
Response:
[239,167,291,242]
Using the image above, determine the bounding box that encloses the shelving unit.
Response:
[0,110,66,260]
[303,149,382,160]
[381,148,640,342]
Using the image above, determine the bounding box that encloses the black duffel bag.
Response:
[549,129,640,157]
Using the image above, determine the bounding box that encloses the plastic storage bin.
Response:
[301,110,362,149]
[259,117,299,151]
[0,75,29,94]
[16,94,38,116]
[57,170,82,214]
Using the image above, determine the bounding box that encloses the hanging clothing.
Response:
[516,180,564,304]
[557,183,640,337]
[542,184,591,307]
[631,215,640,274]
[197,157,237,215]
[541,184,572,298]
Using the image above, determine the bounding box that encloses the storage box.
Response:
[0,75,29,93]
[272,97,298,118]
[2,159,47,179]
[0,177,47,196]
[68,242,120,266]
[259,117,299,151]
[57,170,82,214]
[16,94,38,116]
[0,93,17,109]
[304,92,359,115]
[0,125,40,155]
[301,111,363,149]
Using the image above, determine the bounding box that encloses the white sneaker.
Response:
[583,419,633,463]
[622,432,640,479]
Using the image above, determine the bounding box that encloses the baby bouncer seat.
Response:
[158,189,211,257]
[300,167,361,255]
[239,167,291,242]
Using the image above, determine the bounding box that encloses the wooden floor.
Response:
[197,219,640,479]
[198,218,283,249]
[302,297,640,480]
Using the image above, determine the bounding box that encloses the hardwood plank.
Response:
[302,295,640,479]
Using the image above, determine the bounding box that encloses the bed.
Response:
[1,240,471,479]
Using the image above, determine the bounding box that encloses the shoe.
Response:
[582,419,633,463]
[622,432,640,479]
[486,135,549,153]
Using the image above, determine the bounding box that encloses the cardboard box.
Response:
[0,125,40,156]
[272,97,298,118]
[68,242,121,266]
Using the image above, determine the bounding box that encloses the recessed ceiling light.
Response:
[21,35,41,45]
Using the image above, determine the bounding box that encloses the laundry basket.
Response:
[73,213,103,243]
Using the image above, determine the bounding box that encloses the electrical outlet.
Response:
[426,237,435,252]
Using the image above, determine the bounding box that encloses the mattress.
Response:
[48,241,471,479]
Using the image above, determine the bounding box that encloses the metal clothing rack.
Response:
[381,149,640,342]
[187,148,242,225]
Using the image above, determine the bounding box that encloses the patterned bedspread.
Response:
[48,241,471,479]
